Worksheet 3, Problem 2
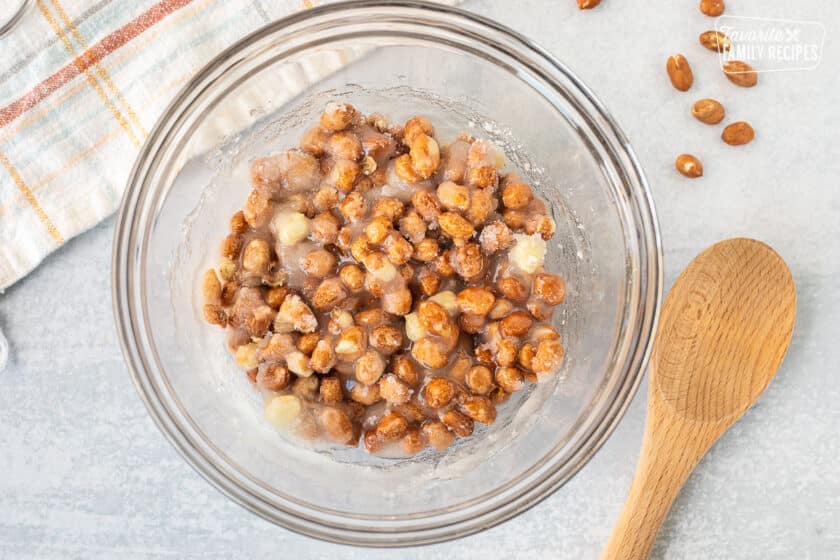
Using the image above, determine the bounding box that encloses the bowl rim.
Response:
[112,0,663,546]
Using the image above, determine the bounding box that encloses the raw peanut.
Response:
[350,382,382,405]
[243,190,273,228]
[676,154,704,178]
[355,307,389,328]
[404,116,434,146]
[309,339,336,373]
[365,216,392,245]
[495,338,519,367]
[355,349,386,385]
[372,197,405,222]
[327,309,354,335]
[409,134,441,179]
[722,121,755,146]
[467,166,497,189]
[339,264,365,291]
[692,99,725,125]
[423,421,455,450]
[435,250,455,277]
[383,232,413,265]
[474,344,494,365]
[292,376,320,401]
[301,249,337,278]
[699,30,731,52]
[394,402,426,424]
[723,60,758,87]
[286,350,314,377]
[319,376,343,404]
[459,313,486,334]
[320,102,356,131]
[317,407,354,445]
[489,299,514,320]
[413,238,440,262]
[221,233,243,260]
[699,0,724,17]
[519,342,536,370]
[259,333,296,362]
[439,212,475,239]
[382,287,413,316]
[452,242,485,281]
[326,131,363,161]
[532,338,565,375]
[460,396,497,424]
[418,267,442,296]
[363,430,382,453]
[229,211,248,234]
[501,180,533,209]
[256,363,290,391]
[247,305,276,337]
[524,214,556,241]
[479,221,513,254]
[418,301,454,337]
[497,276,528,302]
[376,412,409,441]
[379,374,411,405]
[533,273,566,305]
[297,332,320,355]
[392,354,420,387]
[527,298,552,322]
[457,287,495,315]
[394,154,421,183]
[301,126,329,156]
[400,428,426,456]
[310,211,340,244]
[496,367,525,393]
[340,191,368,222]
[423,377,456,408]
[311,277,347,310]
[274,294,318,334]
[467,187,495,225]
[370,325,404,355]
[666,54,693,92]
[399,211,427,243]
[499,311,534,337]
[441,409,474,437]
[335,326,367,361]
[203,304,227,326]
[577,0,601,8]
[502,209,526,230]
[533,324,561,342]
[202,269,222,304]
[466,365,494,395]
[218,259,237,281]
[437,181,470,211]
[329,159,361,193]
[412,190,442,222]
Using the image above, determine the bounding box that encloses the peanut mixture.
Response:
[201,103,567,456]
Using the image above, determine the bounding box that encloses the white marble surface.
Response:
[2,0,839,558]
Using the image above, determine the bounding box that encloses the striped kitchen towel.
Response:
[0,0,454,292]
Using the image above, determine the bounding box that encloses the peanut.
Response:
[355,349,386,385]
[691,99,725,125]
[699,30,731,53]
[499,311,534,337]
[666,54,693,92]
[456,287,496,315]
[466,365,494,395]
[723,60,758,87]
[460,396,497,424]
[496,367,525,393]
[411,337,449,369]
[441,409,474,437]
[422,421,455,450]
[722,121,755,146]
[676,154,704,178]
[423,377,456,408]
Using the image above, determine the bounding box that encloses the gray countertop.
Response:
[2,0,839,558]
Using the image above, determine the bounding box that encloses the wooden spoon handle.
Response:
[601,390,720,560]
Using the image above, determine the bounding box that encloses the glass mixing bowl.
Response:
[112,0,662,546]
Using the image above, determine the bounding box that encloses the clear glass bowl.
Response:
[112,0,662,546]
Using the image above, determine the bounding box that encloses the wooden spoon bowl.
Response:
[602,238,796,559]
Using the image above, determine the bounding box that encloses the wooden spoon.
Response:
[602,238,796,560]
